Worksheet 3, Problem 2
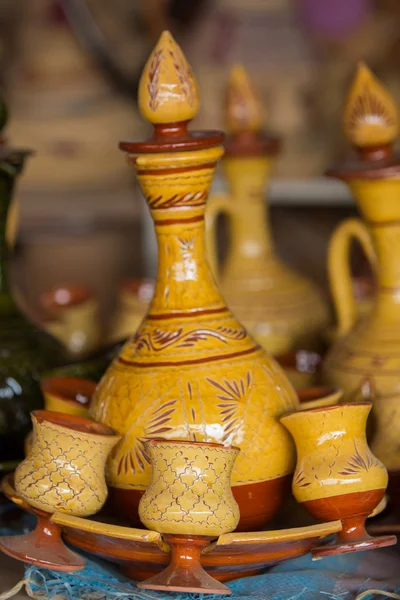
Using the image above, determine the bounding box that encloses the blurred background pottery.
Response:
[0,99,66,464]
[323,65,400,407]
[297,386,342,410]
[0,410,119,570]
[40,375,96,417]
[138,438,239,594]
[281,402,396,557]
[323,275,376,345]
[89,32,299,532]
[206,65,329,356]
[276,349,322,389]
[39,284,101,358]
[108,278,154,343]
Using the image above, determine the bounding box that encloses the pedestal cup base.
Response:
[137,534,231,595]
[312,534,397,559]
[0,514,85,572]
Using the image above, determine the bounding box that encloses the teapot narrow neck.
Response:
[151,208,224,313]
[224,157,274,273]
[349,179,400,310]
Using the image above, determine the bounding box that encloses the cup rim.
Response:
[281,401,372,420]
[32,410,117,438]
[40,376,97,406]
[144,437,240,452]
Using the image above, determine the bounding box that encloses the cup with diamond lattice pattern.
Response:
[138,438,240,595]
[0,410,119,572]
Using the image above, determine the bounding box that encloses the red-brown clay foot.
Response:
[0,513,85,571]
[312,515,396,559]
[137,534,231,595]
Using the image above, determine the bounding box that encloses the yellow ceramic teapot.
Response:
[323,64,400,401]
[206,66,329,355]
[89,32,298,532]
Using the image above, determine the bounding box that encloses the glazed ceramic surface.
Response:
[109,279,154,343]
[0,102,66,463]
[281,403,387,504]
[323,65,400,405]
[15,410,119,516]
[89,33,298,529]
[139,440,239,536]
[281,401,395,557]
[40,285,100,358]
[53,510,341,583]
[206,66,328,355]
[40,376,96,418]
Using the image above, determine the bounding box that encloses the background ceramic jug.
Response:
[89,32,298,532]
[206,66,329,356]
[323,64,400,404]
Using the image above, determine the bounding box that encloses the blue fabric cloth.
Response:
[2,502,399,600]
[24,545,400,600]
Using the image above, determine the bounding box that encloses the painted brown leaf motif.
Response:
[116,399,178,476]
[346,85,396,132]
[338,440,383,476]
[207,372,251,443]
[178,237,195,260]
[168,47,196,107]
[293,468,311,488]
[147,49,163,111]
[343,64,399,146]
[135,326,246,352]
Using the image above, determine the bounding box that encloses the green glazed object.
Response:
[0,105,66,462]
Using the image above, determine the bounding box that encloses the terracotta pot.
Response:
[40,376,97,418]
[15,410,119,517]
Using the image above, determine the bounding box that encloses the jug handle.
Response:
[328,217,377,337]
[206,193,234,278]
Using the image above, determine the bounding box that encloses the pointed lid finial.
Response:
[343,62,399,150]
[120,31,223,154]
[226,64,264,134]
[223,64,280,157]
[138,31,200,125]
